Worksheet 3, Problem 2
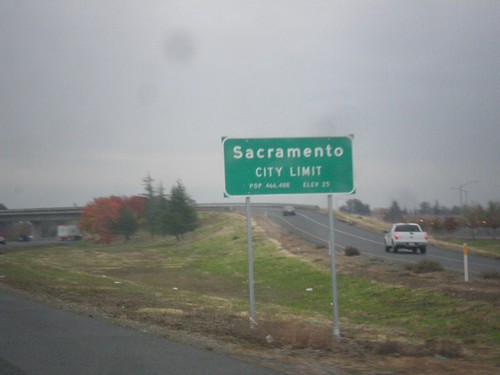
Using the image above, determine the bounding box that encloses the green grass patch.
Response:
[0,212,498,350]
[448,239,500,257]
[405,259,444,273]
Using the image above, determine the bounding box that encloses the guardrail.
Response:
[0,203,320,218]
[196,203,320,211]
[0,207,84,217]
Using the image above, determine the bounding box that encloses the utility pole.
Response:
[450,180,478,214]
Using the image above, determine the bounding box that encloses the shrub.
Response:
[425,339,464,358]
[344,246,360,256]
[405,259,443,273]
[255,319,332,350]
[481,270,500,280]
[374,341,402,355]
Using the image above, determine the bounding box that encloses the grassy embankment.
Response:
[0,212,498,363]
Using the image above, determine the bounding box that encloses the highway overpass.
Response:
[0,203,319,240]
[0,207,83,239]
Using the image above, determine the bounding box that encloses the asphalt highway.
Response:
[253,206,500,278]
[0,288,281,375]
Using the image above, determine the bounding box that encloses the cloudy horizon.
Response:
[1,1,499,211]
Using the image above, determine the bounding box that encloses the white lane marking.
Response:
[266,210,487,274]
[295,211,384,246]
[270,213,330,245]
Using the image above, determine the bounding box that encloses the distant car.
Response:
[282,206,296,216]
[18,234,32,242]
[0,236,6,245]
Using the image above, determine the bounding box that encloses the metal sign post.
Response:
[246,197,256,327]
[328,194,341,340]
[222,136,354,335]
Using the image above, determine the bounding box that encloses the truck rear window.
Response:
[395,225,420,232]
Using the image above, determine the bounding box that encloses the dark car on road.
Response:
[282,206,296,216]
[18,234,32,242]
[0,236,6,245]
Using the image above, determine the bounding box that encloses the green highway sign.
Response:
[222,136,354,196]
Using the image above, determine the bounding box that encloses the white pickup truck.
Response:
[384,223,428,254]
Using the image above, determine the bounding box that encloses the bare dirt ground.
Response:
[3,215,499,374]
[241,215,500,374]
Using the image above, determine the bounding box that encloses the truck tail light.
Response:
[394,233,400,240]
[424,233,429,240]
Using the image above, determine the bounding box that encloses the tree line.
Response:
[79,175,198,243]
[340,198,500,234]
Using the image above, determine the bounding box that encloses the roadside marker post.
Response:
[464,243,469,282]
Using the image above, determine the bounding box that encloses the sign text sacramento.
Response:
[222,136,354,196]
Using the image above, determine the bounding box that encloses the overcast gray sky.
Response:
[1,0,499,210]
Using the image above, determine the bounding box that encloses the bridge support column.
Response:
[31,221,43,240]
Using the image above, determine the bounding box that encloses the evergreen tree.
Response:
[141,175,198,240]
[113,206,139,241]
[432,200,441,215]
[156,181,170,236]
[165,180,198,240]
[442,216,459,233]
[142,174,155,199]
[418,201,432,215]
[340,198,371,215]
[384,200,404,222]
[142,174,159,238]
[464,204,485,239]
[486,201,500,239]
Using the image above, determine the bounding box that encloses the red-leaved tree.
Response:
[79,196,145,243]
